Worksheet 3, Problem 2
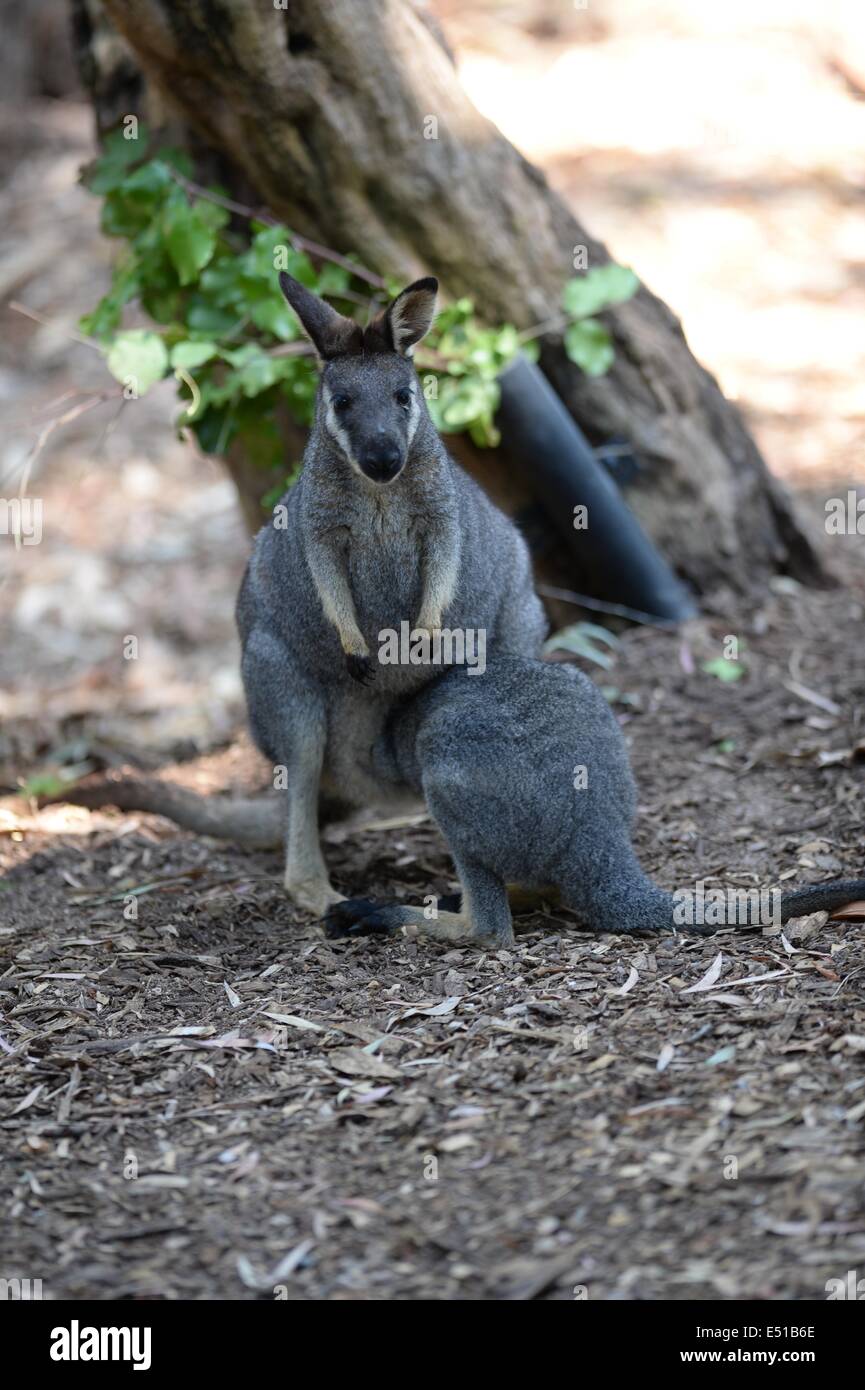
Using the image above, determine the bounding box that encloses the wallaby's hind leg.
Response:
[284,717,345,915]
[325,856,514,948]
[241,630,342,916]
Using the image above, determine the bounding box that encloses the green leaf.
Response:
[121,159,174,199]
[316,263,352,296]
[218,344,261,369]
[170,340,219,370]
[543,623,616,668]
[191,404,238,456]
[563,264,639,319]
[436,377,499,431]
[468,417,501,448]
[79,263,141,340]
[250,227,314,284]
[163,199,218,285]
[574,621,620,648]
[563,318,615,376]
[199,259,248,307]
[157,147,195,180]
[105,330,169,394]
[186,298,241,334]
[432,298,474,335]
[141,286,185,324]
[236,352,286,397]
[193,198,231,234]
[248,294,299,340]
[19,771,73,799]
[83,126,148,194]
[279,368,317,426]
[232,404,284,471]
[702,658,746,683]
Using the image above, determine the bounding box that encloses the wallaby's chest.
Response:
[341,494,424,550]
[342,499,427,627]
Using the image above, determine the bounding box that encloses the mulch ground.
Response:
[2,566,864,1301]
[2,28,865,1300]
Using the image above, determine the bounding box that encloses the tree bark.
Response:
[72,0,826,595]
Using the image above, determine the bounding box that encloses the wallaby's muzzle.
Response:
[357,439,404,484]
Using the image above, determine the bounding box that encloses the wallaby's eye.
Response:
[394,387,412,408]
[332,394,352,412]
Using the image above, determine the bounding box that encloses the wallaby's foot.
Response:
[324,895,514,948]
[286,876,346,916]
[345,653,375,685]
[437,892,462,914]
[324,897,400,939]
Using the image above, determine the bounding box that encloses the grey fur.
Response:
[236,275,547,912]
[327,656,865,946]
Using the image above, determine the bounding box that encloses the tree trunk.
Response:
[71,0,826,595]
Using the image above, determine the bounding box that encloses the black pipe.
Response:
[495,353,696,623]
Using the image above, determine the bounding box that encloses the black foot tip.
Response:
[437,893,462,914]
[324,896,396,939]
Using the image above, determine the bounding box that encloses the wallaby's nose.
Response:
[358,441,403,483]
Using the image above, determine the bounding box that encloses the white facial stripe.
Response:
[406,389,421,449]
[322,381,360,470]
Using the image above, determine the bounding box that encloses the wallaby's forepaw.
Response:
[324,897,399,940]
[415,616,442,641]
[345,653,375,686]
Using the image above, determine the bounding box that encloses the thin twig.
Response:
[93,396,129,456]
[167,169,387,289]
[537,582,681,629]
[267,341,315,359]
[34,388,86,417]
[13,393,121,524]
[8,300,102,353]
[328,286,377,309]
[517,313,568,343]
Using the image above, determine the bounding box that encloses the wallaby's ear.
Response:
[385,277,438,356]
[278,272,358,360]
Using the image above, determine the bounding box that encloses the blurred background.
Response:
[2,0,864,785]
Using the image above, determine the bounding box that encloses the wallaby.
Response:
[54,657,865,946]
[321,656,865,946]
[47,650,865,945]
[235,273,547,914]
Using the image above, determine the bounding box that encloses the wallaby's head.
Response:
[279,273,437,485]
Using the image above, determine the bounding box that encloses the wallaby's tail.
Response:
[775,881,865,923]
[669,880,865,933]
[564,862,865,936]
[608,879,865,935]
[43,775,283,849]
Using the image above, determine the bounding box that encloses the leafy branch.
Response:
[79,127,638,499]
